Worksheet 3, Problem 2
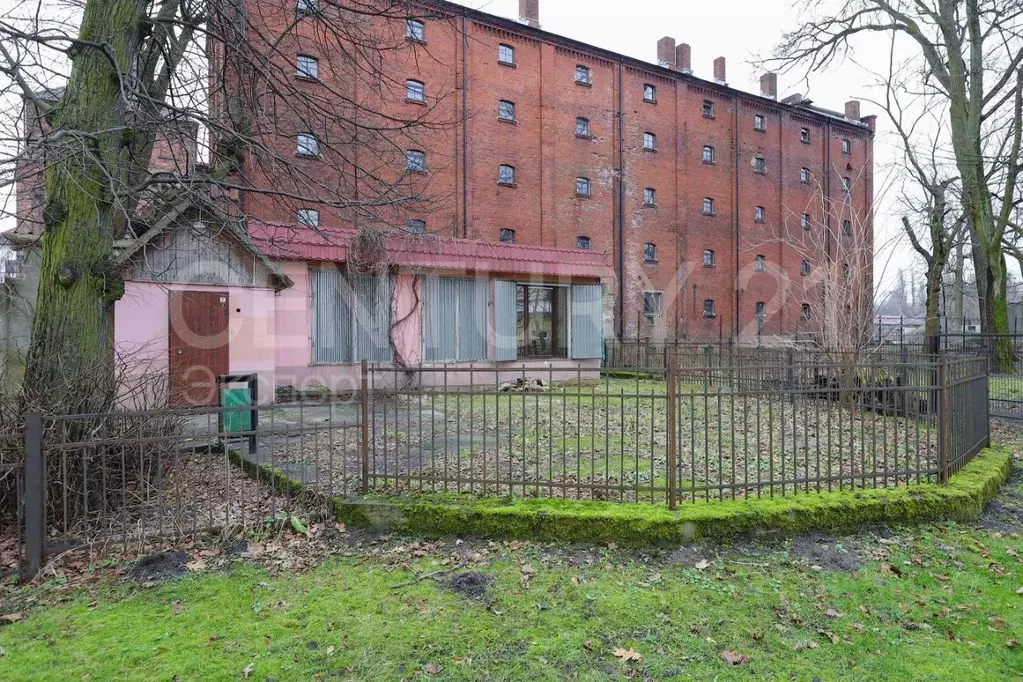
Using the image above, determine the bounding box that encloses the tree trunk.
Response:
[922,257,942,353]
[953,241,965,331]
[22,0,145,414]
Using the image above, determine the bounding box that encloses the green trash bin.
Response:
[220,386,252,434]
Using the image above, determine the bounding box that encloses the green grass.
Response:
[2,464,1021,680]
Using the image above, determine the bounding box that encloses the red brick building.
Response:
[228,0,875,343]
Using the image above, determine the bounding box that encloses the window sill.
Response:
[406,98,427,106]
[703,315,716,319]
[295,153,322,160]
[703,113,715,120]
[644,98,657,105]
[576,80,592,88]
[643,204,657,209]
[754,171,766,176]
[801,139,811,145]
[643,148,658,153]
[755,219,766,224]
[407,37,427,46]
[703,212,716,217]
[644,260,657,265]
[408,169,429,175]
[499,61,517,68]
[703,264,715,268]
[576,193,592,199]
[702,160,715,165]
[498,117,517,124]
[497,182,518,188]
[575,133,593,140]
[296,75,320,83]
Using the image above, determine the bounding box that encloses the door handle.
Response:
[176,349,183,355]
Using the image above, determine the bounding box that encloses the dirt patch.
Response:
[125,550,188,583]
[790,534,862,573]
[979,466,1023,533]
[447,571,492,600]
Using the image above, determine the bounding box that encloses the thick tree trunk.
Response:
[922,258,942,353]
[22,0,145,414]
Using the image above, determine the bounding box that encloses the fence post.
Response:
[666,355,678,510]
[360,360,370,494]
[937,353,951,484]
[23,412,44,583]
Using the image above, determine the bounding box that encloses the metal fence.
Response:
[3,352,990,581]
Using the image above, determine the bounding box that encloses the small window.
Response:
[644,243,657,263]
[843,263,851,283]
[800,167,811,184]
[406,18,426,42]
[755,301,766,319]
[801,303,811,321]
[498,164,516,186]
[800,213,811,230]
[575,65,591,85]
[643,132,657,151]
[842,219,852,236]
[297,208,320,227]
[800,259,811,276]
[644,292,662,317]
[800,127,810,143]
[296,133,320,157]
[406,79,425,102]
[703,145,715,164]
[644,188,656,207]
[753,155,766,174]
[499,228,515,243]
[754,114,766,131]
[498,100,516,121]
[296,0,317,15]
[576,177,591,197]
[703,299,716,318]
[498,44,516,66]
[576,117,591,137]
[296,54,319,80]
[703,197,715,215]
[577,236,592,250]
[643,84,657,103]
[406,149,427,172]
[841,176,852,192]
[407,219,426,235]
[755,206,766,223]
[755,254,766,272]
[702,99,714,118]
[842,138,851,154]
[703,249,715,267]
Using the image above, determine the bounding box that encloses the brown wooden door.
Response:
[169,291,229,406]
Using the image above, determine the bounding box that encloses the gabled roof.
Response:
[248,221,614,280]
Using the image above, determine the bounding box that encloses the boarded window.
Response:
[311,269,393,363]
[422,277,489,362]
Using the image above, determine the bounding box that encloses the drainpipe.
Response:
[616,62,626,339]
[733,94,740,340]
[461,15,469,238]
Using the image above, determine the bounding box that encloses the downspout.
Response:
[461,15,469,238]
[616,62,625,339]
[733,94,740,339]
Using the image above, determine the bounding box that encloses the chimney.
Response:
[713,57,727,85]
[657,36,676,69]
[845,99,861,120]
[676,43,692,74]
[760,72,778,100]
[519,0,540,29]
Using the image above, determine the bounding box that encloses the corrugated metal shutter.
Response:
[423,277,489,362]
[311,268,351,364]
[494,280,518,361]
[571,283,603,359]
[353,273,392,363]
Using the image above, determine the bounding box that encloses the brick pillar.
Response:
[845,99,861,120]
[713,57,726,84]
[657,36,676,68]
[676,43,691,74]
[760,72,777,99]
[519,0,540,28]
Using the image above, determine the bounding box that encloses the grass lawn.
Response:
[1,448,1020,681]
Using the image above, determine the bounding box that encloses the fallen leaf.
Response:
[172,601,184,615]
[520,564,535,575]
[0,613,24,625]
[695,559,711,570]
[186,558,206,572]
[825,608,843,619]
[1007,640,1019,649]
[794,641,819,652]
[242,662,254,678]
[326,646,335,655]
[719,651,749,665]
[933,574,951,582]
[424,663,442,675]
[1016,586,1023,595]
[583,640,594,650]
[612,647,642,662]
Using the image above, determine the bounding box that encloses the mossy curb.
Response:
[240,447,1012,547]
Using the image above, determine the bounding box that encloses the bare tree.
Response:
[764,0,1023,370]
[0,0,456,413]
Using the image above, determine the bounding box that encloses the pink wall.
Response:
[114,281,277,406]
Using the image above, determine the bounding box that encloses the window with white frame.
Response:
[296,133,320,157]
[406,18,425,42]
[643,132,657,151]
[297,208,319,227]
[575,65,591,85]
[703,197,715,215]
[576,117,591,137]
[296,54,319,80]
[800,167,811,183]
[498,44,516,65]
[296,0,317,14]
[755,254,766,272]
[703,249,715,267]
[498,164,516,185]
[702,99,714,117]
[644,188,656,206]
[499,228,515,243]
[800,213,811,229]
[753,155,766,174]
[577,236,591,250]
[754,114,766,131]
[800,127,810,143]
[703,145,715,163]
[644,84,656,103]
[644,292,662,317]
[498,100,516,121]
[842,138,851,154]
[841,176,852,192]
[644,243,656,263]
[755,206,766,223]
[312,269,393,363]
[406,79,425,102]
[406,149,427,172]
[576,177,591,196]
[517,284,569,358]
[703,299,716,318]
